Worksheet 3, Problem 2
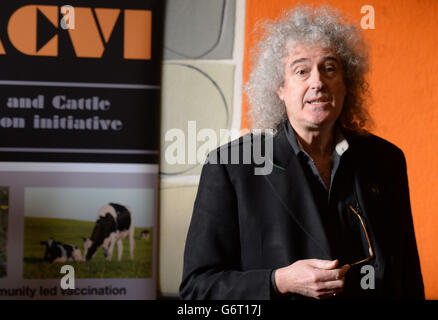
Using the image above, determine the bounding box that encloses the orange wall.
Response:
[243,0,438,299]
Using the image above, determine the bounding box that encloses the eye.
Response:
[324,65,337,73]
[295,69,308,77]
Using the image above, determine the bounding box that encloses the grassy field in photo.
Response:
[23,217,152,279]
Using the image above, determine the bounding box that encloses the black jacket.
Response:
[180,126,424,299]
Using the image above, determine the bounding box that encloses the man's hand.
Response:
[274,259,350,299]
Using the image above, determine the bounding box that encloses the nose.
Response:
[309,68,326,91]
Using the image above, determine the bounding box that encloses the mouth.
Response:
[305,97,331,105]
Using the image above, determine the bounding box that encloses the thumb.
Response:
[308,259,339,269]
[325,259,339,269]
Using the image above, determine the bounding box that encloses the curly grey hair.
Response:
[245,5,373,134]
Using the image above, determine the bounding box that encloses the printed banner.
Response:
[0,0,162,299]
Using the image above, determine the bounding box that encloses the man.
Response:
[180,6,424,299]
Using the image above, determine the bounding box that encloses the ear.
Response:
[276,85,285,101]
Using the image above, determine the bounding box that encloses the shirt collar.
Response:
[283,119,350,157]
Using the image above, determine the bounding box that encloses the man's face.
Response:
[276,44,347,132]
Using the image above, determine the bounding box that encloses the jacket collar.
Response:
[283,119,350,157]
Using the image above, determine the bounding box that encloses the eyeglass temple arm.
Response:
[348,205,375,258]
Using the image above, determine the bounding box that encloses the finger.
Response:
[318,289,342,300]
[314,268,343,282]
[307,259,339,269]
[338,264,351,278]
[319,264,351,282]
[314,279,345,291]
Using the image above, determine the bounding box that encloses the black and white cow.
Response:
[83,203,135,261]
[40,238,82,262]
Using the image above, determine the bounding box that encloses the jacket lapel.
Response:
[263,127,333,259]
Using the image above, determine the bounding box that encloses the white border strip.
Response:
[160,174,200,184]
[0,80,160,90]
[0,148,158,155]
[0,162,158,173]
